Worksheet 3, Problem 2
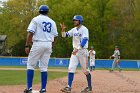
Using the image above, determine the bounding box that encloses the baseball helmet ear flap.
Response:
[39,5,49,12]
[73,15,83,24]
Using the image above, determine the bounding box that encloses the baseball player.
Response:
[89,46,96,71]
[60,15,92,93]
[24,5,58,93]
[110,46,122,72]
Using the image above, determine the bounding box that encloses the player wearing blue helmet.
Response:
[60,15,92,93]
[24,5,58,93]
[73,15,83,24]
[39,5,49,14]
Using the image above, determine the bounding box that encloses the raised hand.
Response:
[60,22,66,32]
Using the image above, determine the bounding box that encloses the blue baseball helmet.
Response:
[73,15,83,24]
[39,5,49,12]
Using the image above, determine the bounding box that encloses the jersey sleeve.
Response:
[52,21,58,37]
[118,50,120,55]
[82,27,89,39]
[27,18,37,33]
[66,28,73,37]
[93,51,96,55]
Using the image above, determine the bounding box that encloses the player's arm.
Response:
[60,22,72,37]
[25,18,36,54]
[110,52,115,59]
[110,55,114,59]
[118,50,120,59]
[52,22,58,48]
[117,55,121,63]
[78,37,88,49]
[60,22,66,37]
[25,32,33,54]
[52,37,57,49]
[78,28,89,49]
[92,51,95,55]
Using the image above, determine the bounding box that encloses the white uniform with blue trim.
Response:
[27,14,58,72]
[66,25,88,49]
[65,25,89,73]
[89,50,96,66]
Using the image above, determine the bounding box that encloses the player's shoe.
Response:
[119,69,122,72]
[23,89,32,93]
[39,89,46,93]
[109,69,113,72]
[81,87,92,93]
[60,87,71,93]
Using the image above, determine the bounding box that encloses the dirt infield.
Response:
[0,70,140,93]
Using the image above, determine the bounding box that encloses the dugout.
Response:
[0,35,7,55]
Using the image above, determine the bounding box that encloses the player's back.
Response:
[31,14,57,42]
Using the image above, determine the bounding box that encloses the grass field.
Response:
[0,70,67,86]
[0,66,139,86]
[0,66,139,71]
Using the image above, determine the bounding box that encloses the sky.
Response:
[0,0,8,7]
[0,0,8,1]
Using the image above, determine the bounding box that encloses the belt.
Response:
[33,40,52,42]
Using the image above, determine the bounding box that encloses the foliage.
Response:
[0,0,140,59]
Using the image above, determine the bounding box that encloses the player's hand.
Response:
[72,48,78,55]
[60,22,66,32]
[25,47,30,54]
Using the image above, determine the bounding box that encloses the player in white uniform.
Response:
[24,5,58,93]
[60,15,92,93]
[110,46,122,72]
[89,46,96,71]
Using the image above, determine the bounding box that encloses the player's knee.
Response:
[40,67,48,72]
[68,67,76,73]
[27,65,35,70]
[83,71,90,75]
[27,62,37,70]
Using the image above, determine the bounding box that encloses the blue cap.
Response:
[39,5,49,12]
[73,15,83,24]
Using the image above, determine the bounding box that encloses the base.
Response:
[32,90,39,93]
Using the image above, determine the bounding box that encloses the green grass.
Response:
[0,66,68,69]
[0,70,67,86]
[0,66,26,68]
[0,66,139,71]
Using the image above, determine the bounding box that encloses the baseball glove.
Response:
[110,56,114,59]
[116,59,120,63]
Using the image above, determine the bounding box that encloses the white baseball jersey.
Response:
[27,14,58,72]
[27,14,58,42]
[112,50,120,59]
[89,50,96,60]
[89,50,96,66]
[66,25,89,49]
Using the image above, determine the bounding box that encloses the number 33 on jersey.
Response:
[27,15,58,42]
